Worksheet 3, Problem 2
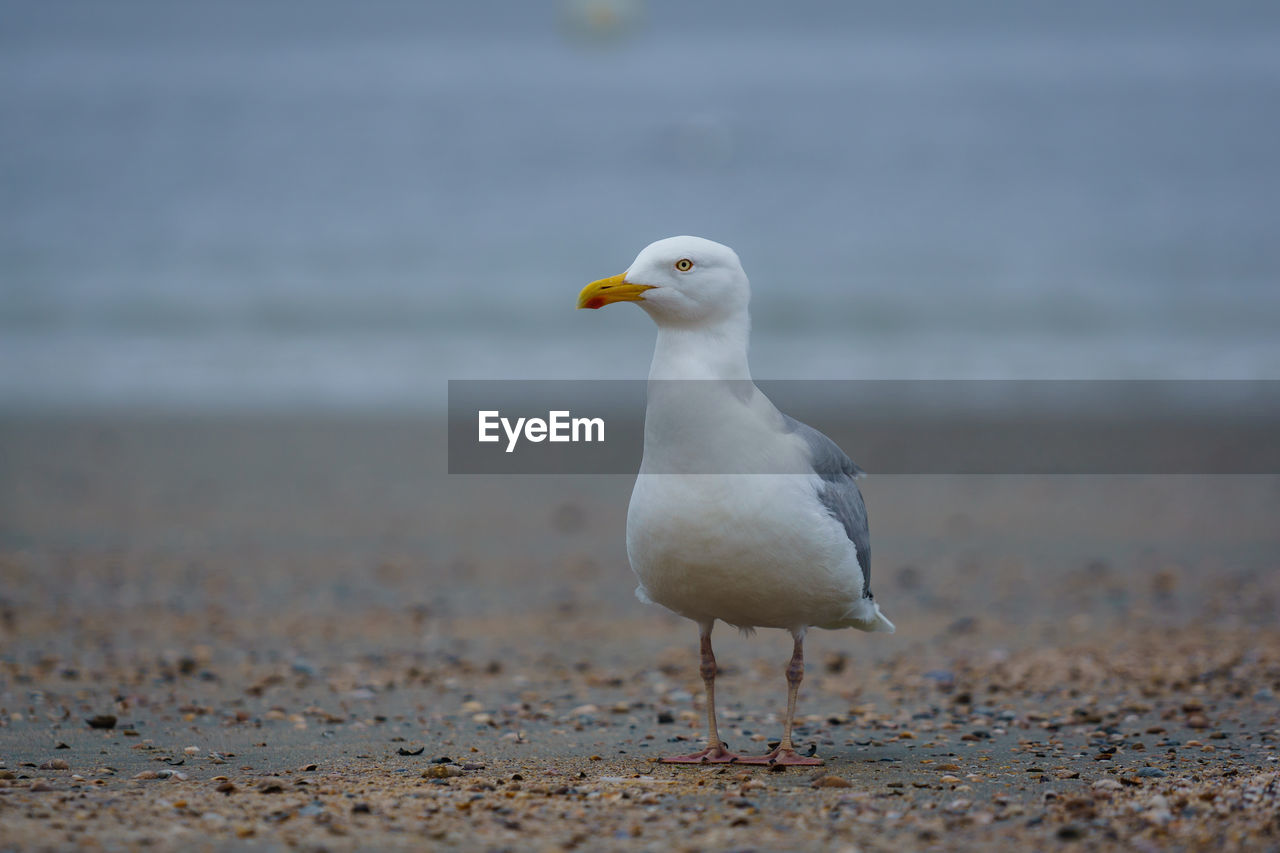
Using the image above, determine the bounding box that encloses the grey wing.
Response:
[781,414,873,599]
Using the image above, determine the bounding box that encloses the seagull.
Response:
[577,236,894,766]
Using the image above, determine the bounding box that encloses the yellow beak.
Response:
[577,273,655,310]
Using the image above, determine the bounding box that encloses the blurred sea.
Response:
[2,0,1279,411]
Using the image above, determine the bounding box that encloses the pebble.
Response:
[86,714,117,730]
[812,775,852,788]
[38,759,69,770]
[423,764,464,779]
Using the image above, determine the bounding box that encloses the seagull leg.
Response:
[661,622,743,763]
[738,629,824,766]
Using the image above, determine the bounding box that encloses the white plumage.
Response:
[578,235,892,765]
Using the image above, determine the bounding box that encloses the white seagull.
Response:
[578,236,894,765]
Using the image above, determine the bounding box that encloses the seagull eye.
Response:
[675,258,693,272]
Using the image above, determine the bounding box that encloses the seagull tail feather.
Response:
[866,609,896,633]
[828,601,896,633]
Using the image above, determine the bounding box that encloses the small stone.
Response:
[423,764,463,779]
[1185,713,1210,729]
[811,775,852,788]
[291,658,317,677]
[656,711,675,724]
[1136,767,1166,778]
[86,715,117,730]
[258,782,284,793]
[39,759,69,770]
[216,782,237,794]
[939,775,962,784]
[1092,779,1122,791]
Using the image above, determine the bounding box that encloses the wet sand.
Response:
[1,416,1278,851]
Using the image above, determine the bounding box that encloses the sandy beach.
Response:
[1,416,1278,851]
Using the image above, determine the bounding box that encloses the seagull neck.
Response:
[649,316,752,381]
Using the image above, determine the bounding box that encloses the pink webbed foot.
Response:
[735,747,824,767]
[660,746,744,764]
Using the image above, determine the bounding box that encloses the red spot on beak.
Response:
[583,297,606,309]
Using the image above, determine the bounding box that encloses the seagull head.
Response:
[578,236,749,326]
